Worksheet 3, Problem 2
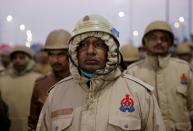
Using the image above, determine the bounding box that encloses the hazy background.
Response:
[0,0,192,47]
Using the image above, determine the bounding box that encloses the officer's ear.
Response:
[168,37,174,47]
[143,37,148,48]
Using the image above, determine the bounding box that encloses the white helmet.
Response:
[71,14,119,43]
[69,14,120,75]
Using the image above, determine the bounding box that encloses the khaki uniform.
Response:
[37,69,165,131]
[126,54,193,131]
[37,15,165,131]
[28,73,62,130]
[0,68,41,131]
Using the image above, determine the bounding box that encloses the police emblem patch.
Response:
[119,94,135,112]
[180,73,188,85]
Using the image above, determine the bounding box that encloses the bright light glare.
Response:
[20,24,25,30]
[118,11,125,17]
[174,22,180,28]
[26,30,32,42]
[25,42,31,47]
[6,15,13,22]
[178,17,185,23]
[133,30,139,36]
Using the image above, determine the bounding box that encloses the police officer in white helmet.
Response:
[36,15,165,131]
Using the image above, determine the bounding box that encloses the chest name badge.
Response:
[180,73,188,85]
[119,94,135,112]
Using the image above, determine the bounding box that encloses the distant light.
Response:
[6,15,13,22]
[178,17,185,23]
[26,30,32,42]
[118,11,125,17]
[133,30,139,36]
[25,42,31,47]
[174,22,180,28]
[20,24,25,30]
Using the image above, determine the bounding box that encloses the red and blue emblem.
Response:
[119,94,135,112]
[180,73,188,85]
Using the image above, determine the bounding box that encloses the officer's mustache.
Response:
[84,57,100,63]
[153,44,165,49]
[51,63,62,67]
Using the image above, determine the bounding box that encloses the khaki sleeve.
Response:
[36,96,51,131]
[143,94,166,131]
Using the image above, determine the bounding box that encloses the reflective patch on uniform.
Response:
[51,108,73,118]
[119,94,135,112]
[180,73,188,85]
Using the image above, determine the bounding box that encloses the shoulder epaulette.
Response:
[171,58,192,71]
[123,74,153,92]
[48,75,73,93]
[127,59,145,69]
[171,58,189,65]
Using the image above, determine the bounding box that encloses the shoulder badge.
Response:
[126,59,145,70]
[180,73,188,85]
[119,94,135,112]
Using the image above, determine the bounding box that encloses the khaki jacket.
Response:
[126,54,193,131]
[28,73,59,130]
[37,70,165,131]
[0,66,41,131]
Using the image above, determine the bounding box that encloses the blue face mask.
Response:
[79,68,96,79]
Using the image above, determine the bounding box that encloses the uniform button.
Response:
[124,124,128,128]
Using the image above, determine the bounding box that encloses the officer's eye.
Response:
[160,35,171,42]
[57,52,67,56]
[160,37,168,42]
[78,42,88,49]
[48,52,54,56]
[95,40,105,47]
[148,35,157,41]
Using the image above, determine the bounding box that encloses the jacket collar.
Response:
[145,54,170,70]
[70,61,121,105]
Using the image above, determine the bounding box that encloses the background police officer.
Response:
[28,29,71,130]
[0,46,41,131]
[126,21,193,131]
[175,42,193,63]
[120,43,140,70]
